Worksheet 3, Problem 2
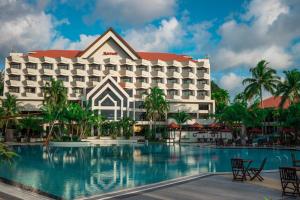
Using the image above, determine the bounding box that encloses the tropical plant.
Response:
[170,111,191,143]
[42,79,68,144]
[284,102,300,144]
[243,60,280,106]
[119,117,135,139]
[212,89,230,106]
[234,92,247,105]
[18,116,43,140]
[0,143,18,165]
[144,87,169,134]
[1,94,19,139]
[276,69,300,107]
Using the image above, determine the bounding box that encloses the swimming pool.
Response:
[0,144,296,199]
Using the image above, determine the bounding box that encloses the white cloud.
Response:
[85,0,177,26]
[52,34,98,50]
[0,0,55,60]
[124,17,184,51]
[214,0,300,70]
[219,73,244,97]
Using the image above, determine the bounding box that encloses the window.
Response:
[183,79,193,84]
[167,66,178,73]
[101,110,115,120]
[121,65,132,71]
[101,98,115,106]
[26,63,37,69]
[182,90,193,96]
[10,63,21,69]
[42,75,52,81]
[74,64,85,70]
[137,65,148,71]
[89,64,100,70]
[197,79,208,85]
[25,75,37,81]
[167,89,178,96]
[136,77,147,83]
[182,67,193,73]
[152,78,163,83]
[197,68,208,74]
[8,87,19,93]
[199,104,209,110]
[89,76,100,82]
[135,101,145,109]
[73,87,83,94]
[58,63,69,70]
[105,64,116,71]
[73,76,84,82]
[57,75,69,82]
[25,87,35,93]
[152,65,163,72]
[167,78,178,84]
[125,89,133,97]
[42,63,53,70]
[135,112,146,121]
[136,89,147,96]
[197,90,207,96]
[9,75,20,81]
[120,76,132,83]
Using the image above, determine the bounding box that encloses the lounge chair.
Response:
[231,158,250,181]
[279,167,300,197]
[291,152,300,167]
[248,158,267,181]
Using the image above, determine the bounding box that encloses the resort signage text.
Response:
[103,52,118,55]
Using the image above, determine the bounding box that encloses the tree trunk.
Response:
[260,87,265,135]
[4,120,9,141]
[179,126,182,143]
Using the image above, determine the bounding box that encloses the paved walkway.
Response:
[0,172,286,200]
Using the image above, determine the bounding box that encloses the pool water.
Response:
[0,144,296,199]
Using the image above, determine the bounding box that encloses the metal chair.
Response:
[279,167,300,197]
[248,158,267,181]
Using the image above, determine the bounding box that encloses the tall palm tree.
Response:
[276,69,300,107]
[1,94,19,139]
[144,87,169,134]
[243,60,280,107]
[42,79,68,144]
[211,89,230,106]
[170,111,191,143]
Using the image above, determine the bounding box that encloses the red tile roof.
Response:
[259,96,291,109]
[26,50,196,62]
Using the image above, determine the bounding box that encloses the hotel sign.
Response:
[103,51,118,55]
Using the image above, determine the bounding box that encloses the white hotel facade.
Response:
[3,28,214,125]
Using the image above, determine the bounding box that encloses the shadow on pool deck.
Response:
[107,172,284,200]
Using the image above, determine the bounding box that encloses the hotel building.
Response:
[3,28,215,125]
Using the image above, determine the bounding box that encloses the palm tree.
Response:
[42,79,68,144]
[144,87,169,134]
[170,111,191,143]
[1,94,19,139]
[211,89,230,105]
[0,69,4,96]
[243,60,280,107]
[276,69,300,107]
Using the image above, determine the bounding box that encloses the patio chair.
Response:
[279,167,300,197]
[249,158,267,181]
[291,152,300,167]
[231,158,248,181]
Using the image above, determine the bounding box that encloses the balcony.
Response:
[119,82,134,88]
[197,83,210,90]
[197,72,210,79]
[166,71,181,78]
[25,80,37,86]
[7,68,21,74]
[104,69,119,76]
[136,70,150,77]
[120,69,135,77]
[58,69,69,75]
[63,82,71,88]
[151,70,165,77]
[41,68,55,76]
[135,82,150,88]
[8,80,22,86]
[23,92,36,98]
[72,81,85,87]
[197,95,208,100]
[88,81,100,87]
[166,94,181,100]
[70,93,82,98]
[182,95,197,100]
[88,69,103,76]
[73,69,86,76]
[182,83,197,90]
[151,82,165,88]
[24,68,38,75]
[182,71,196,79]
[166,83,181,89]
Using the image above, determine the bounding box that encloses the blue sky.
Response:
[1,0,300,98]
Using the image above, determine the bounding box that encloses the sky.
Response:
[1,0,300,98]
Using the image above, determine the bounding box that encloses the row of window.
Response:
[10,63,209,73]
[8,74,209,85]
[8,86,208,97]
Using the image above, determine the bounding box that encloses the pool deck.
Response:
[0,172,284,200]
